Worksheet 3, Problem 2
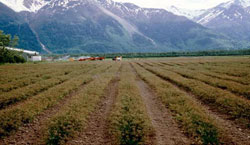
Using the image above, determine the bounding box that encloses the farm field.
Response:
[0,56,250,145]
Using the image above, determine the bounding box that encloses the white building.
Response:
[30,56,42,61]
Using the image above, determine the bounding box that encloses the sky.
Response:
[113,0,231,10]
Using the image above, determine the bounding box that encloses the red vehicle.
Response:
[78,57,105,61]
[96,57,105,60]
[78,58,88,61]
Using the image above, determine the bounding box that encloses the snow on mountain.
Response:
[165,6,206,19]
[0,0,48,12]
[192,0,250,42]
[194,0,250,25]
[219,0,250,9]
[0,0,29,12]
[196,9,224,25]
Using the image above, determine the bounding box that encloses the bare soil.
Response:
[67,71,120,145]
[131,64,191,145]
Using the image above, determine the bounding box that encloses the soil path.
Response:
[140,64,250,145]
[68,69,120,145]
[0,79,93,145]
[131,64,190,145]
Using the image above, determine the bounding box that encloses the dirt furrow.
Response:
[141,65,250,145]
[0,80,93,145]
[68,71,120,145]
[131,65,190,145]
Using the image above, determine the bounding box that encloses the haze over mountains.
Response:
[0,0,249,54]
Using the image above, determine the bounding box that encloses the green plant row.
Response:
[0,63,110,138]
[140,63,250,128]
[45,63,120,145]
[152,62,250,99]
[184,61,250,78]
[133,63,222,145]
[108,63,154,145]
[0,64,96,109]
[0,64,75,93]
[159,60,250,85]
[0,62,86,85]
[170,62,250,85]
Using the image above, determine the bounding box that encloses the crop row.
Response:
[139,63,250,128]
[0,63,61,85]
[0,62,93,92]
[0,64,97,109]
[157,58,250,78]
[184,61,250,78]
[0,66,73,93]
[181,63,250,85]
[44,63,120,144]
[108,63,154,145]
[151,62,250,99]
[132,63,223,144]
[0,63,110,138]
[170,62,250,85]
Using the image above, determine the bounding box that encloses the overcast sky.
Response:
[113,0,231,10]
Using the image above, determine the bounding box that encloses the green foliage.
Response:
[47,116,81,145]
[134,64,221,144]
[0,30,10,48]
[0,30,25,64]
[109,65,154,145]
[118,97,146,145]
[0,48,26,64]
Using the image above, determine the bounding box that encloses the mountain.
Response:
[99,1,236,51]
[0,2,42,52]
[0,0,240,53]
[29,0,159,53]
[194,0,250,42]
[165,6,206,20]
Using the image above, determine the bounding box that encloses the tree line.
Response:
[68,49,250,59]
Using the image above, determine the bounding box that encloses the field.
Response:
[0,56,250,145]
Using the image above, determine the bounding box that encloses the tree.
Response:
[0,30,11,48]
[0,30,25,64]
[10,35,19,47]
